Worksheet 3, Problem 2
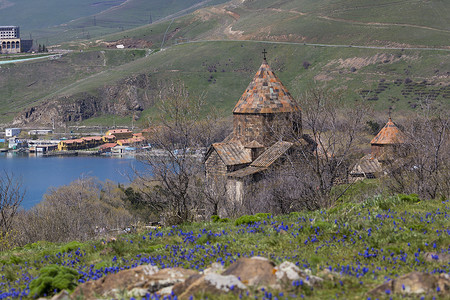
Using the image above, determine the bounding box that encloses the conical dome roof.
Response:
[233,59,300,114]
[371,117,405,145]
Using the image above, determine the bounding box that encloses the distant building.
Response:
[0,26,20,54]
[5,128,21,137]
[0,26,32,53]
[105,129,133,140]
[0,26,19,39]
[28,129,53,135]
[349,117,405,181]
[205,56,314,205]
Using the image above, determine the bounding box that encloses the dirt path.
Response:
[318,15,450,34]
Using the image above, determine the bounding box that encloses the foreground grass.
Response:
[0,194,449,299]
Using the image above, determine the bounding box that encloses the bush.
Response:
[255,213,272,219]
[29,265,80,297]
[59,241,84,254]
[398,193,420,203]
[235,215,261,226]
[211,215,230,223]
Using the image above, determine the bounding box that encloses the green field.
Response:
[1,190,448,299]
[1,40,448,126]
[0,0,449,126]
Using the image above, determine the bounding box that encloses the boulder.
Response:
[173,273,247,299]
[274,261,323,287]
[222,256,276,286]
[71,265,197,299]
[368,272,450,297]
[424,252,450,263]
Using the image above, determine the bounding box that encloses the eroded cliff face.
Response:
[12,74,156,127]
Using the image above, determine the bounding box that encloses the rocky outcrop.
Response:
[71,265,197,299]
[65,256,324,299]
[368,272,450,297]
[12,74,156,127]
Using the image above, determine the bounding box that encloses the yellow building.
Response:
[105,129,133,140]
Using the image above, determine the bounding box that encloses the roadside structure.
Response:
[205,53,313,206]
[349,117,405,181]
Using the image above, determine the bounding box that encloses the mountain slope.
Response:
[1,0,449,126]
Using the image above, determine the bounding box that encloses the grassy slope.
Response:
[1,191,448,299]
[1,0,449,126]
[0,0,229,45]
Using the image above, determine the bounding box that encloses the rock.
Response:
[424,252,450,263]
[173,273,246,299]
[202,262,224,275]
[368,272,450,297]
[71,265,197,299]
[222,256,276,286]
[274,261,323,287]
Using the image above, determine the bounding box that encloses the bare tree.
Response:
[385,101,449,199]
[137,81,231,224]
[0,171,25,249]
[266,87,369,210]
[13,177,134,244]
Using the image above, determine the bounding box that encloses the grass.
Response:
[1,40,449,126]
[0,191,449,299]
[1,0,449,126]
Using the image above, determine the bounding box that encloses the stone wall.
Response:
[205,150,227,180]
[233,113,302,146]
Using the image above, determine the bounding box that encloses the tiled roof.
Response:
[212,142,252,166]
[350,154,382,175]
[250,141,293,168]
[244,140,264,148]
[371,118,405,145]
[227,166,267,178]
[107,129,132,134]
[233,60,301,114]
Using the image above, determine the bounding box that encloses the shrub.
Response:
[29,265,80,297]
[255,213,272,219]
[211,215,230,223]
[398,193,420,203]
[235,215,261,226]
[59,241,84,254]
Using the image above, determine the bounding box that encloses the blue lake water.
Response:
[0,153,148,209]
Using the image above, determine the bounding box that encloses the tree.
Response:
[0,171,25,249]
[136,81,230,224]
[263,87,369,210]
[14,177,133,244]
[384,101,449,199]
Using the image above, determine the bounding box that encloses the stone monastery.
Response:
[350,116,405,180]
[205,55,314,203]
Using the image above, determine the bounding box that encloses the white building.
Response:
[5,128,21,137]
[28,129,53,135]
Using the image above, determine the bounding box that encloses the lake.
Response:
[0,153,148,209]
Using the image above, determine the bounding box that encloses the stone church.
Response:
[349,116,405,180]
[205,56,313,203]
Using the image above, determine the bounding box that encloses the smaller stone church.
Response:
[205,56,313,204]
[349,116,405,180]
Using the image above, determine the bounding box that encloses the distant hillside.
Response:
[0,0,229,45]
[1,0,449,127]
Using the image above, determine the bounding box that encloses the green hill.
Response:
[1,193,449,299]
[1,0,449,126]
[0,0,229,45]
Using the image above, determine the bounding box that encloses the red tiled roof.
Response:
[370,118,405,145]
[107,129,131,134]
[350,154,383,175]
[228,166,266,178]
[233,59,301,114]
[212,142,252,166]
[250,141,293,168]
[100,143,117,149]
[244,140,264,148]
